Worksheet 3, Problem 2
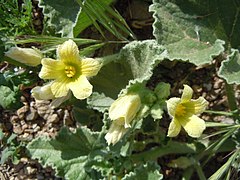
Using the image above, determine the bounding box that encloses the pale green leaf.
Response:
[166,39,225,66]
[154,82,170,99]
[87,92,114,113]
[0,86,19,109]
[91,40,166,98]
[123,162,163,180]
[218,49,240,84]
[150,0,226,65]
[39,0,80,37]
[150,0,240,48]
[150,100,165,120]
[27,126,101,180]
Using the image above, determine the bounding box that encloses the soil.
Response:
[0,0,238,179]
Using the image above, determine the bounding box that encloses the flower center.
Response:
[65,65,76,78]
[175,104,186,117]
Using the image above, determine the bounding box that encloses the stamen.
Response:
[65,65,76,78]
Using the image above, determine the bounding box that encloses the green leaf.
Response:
[87,92,114,113]
[79,43,105,57]
[150,0,225,65]
[1,147,15,164]
[150,100,165,120]
[74,0,133,40]
[39,0,80,37]
[218,49,240,84]
[0,85,20,109]
[123,162,163,180]
[166,39,225,66]
[209,149,240,180]
[154,82,170,99]
[151,0,240,49]
[91,40,166,98]
[27,126,102,180]
[73,0,114,37]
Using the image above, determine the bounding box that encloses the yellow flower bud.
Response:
[109,94,141,128]
[105,93,142,145]
[5,47,43,66]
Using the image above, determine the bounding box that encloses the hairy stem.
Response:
[225,83,237,111]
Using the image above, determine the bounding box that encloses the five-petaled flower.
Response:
[105,93,141,145]
[39,39,102,100]
[166,85,208,138]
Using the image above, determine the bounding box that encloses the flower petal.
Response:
[167,118,181,137]
[57,39,80,64]
[109,94,141,128]
[50,91,72,108]
[81,58,102,77]
[180,115,206,138]
[166,97,181,117]
[184,97,209,115]
[51,79,70,98]
[31,82,55,100]
[105,122,128,145]
[39,58,65,79]
[68,76,92,100]
[181,84,193,103]
[5,47,43,66]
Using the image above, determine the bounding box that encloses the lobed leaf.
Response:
[218,49,240,84]
[150,0,226,65]
[0,85,20,109]
[27,126,102,180]
[39,0,80,37]
[123,162,163,180]
[91,40,166,99]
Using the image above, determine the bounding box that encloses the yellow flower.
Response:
[166,85,208,138]
[5,47,43,66]
[105,121,128,145]
[109,94,141,128]
[39,39,102,100]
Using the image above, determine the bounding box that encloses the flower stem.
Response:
[130,141,196,163]
[204,110,236,116]
[194,162,206,180]
[225,83,238,111]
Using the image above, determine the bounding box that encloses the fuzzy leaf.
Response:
[166,39,225,66]
[218,49,240,84]
[0,86,19,109]
[27,126,102,180]
[87,92,114,113]
[150,0,226,65]
[150,100,165,120]
[151,0,240,48]
[123,162,163,180]
[39,0,80,37]
[91,40,166,99]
